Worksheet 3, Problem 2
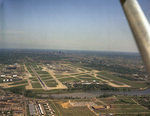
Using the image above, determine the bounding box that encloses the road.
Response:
[94,97,106,105]
[24,65,33,89]
[87,105,99,116]
[132,98,148,110]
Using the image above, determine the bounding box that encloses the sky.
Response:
[0,0,150,52]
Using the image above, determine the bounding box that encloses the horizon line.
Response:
[0,47,139,54]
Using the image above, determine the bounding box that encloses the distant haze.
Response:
[0,0,150,52]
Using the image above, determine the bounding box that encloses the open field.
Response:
[98,71,147,88]
[45,79,57,83]
[58,77,79,83]
[44,81,58,87]
[40,76,53,81]
[93,96,150,115]
[55,75,70,78]
[113,104,143,108]
[29,77,38,81]
[0,89,5,95]
[40,74,53,77]
[37,71,49,74]
[94,108,150,114]
[9,80,28,85]
[32,83,42,88]
[70,64,93,71]
[76,75,96,80]
[48,100,96,116]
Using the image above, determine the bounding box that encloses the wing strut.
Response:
[120,0,150,76]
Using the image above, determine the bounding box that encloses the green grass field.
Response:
[70,74,81,76]
[116,114,150,116]
[70,64,92,71]
[48,101,61,116]
[97,75,110,80]
[26,65,33,73]
[94,96,150,115]
[76,75,95,78]
[32,65,39,71]
[76,76,99,81]
[45,82,58,87]
[55,75,70,78]
[98,71,147,88]
[32,83,42,88]
[44,79,56,83]
[58,77,79,83]
[40,77,53,81]
[95,108,150,114]
[113,104,143,109]
[78,69,85,71]
[110,81,124,85]
[29,77,38,81]
[39,66,43,70]
[40,74,51,77]
[37,71,49,74]
[80,74,94,77]
[0,90,4,95]
[40,75,53,78]
[9,80,28,85]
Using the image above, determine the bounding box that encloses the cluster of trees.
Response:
[84,63,145,75]
[97,93,114,98]
[0,49,68,64]
[0,50,25,64]
[114,99,134,104]
[5,86,38,98]
[117,75,143,81]
[8,86,25,95]
[67,84,119,91]
[134,96,150,109]
[63,96,82,99]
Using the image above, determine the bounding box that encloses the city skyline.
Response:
[0,0,150,52]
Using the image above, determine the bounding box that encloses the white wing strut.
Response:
[120,0,150,76]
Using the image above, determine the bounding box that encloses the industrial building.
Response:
[28,104,36,115]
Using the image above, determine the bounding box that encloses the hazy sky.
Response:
[0,0,150,52]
